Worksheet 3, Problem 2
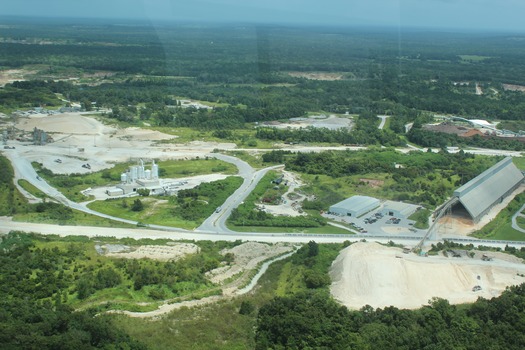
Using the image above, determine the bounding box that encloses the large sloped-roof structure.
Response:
[453,157,524,222]
[329,195,380,217]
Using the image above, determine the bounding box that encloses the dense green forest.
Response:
[255,285,525,350]
[2,19,525,141]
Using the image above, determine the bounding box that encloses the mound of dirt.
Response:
[330,242,525,310]
[103,243,200,261]
[206,242,293,284]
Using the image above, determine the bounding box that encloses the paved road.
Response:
[512,203,525,233]
[197,161,283,233]
[3,143,525,249]
[377,115,390,130]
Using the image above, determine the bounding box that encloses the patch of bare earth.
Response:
[503,84,525,92]
[101,243,200,261]
[206,242,293,286]
[287,72,345,81]
[110,242,295,318]
[330,242,525,310]
[359,178,384,188]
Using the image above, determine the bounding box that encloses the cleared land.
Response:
[330,242,525,310]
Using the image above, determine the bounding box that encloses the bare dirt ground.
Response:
[287,72,345,81]
[206,242,293,284]
[0,68,35,86]
[330,242,525,310]
[111,242,295,319]
[100,243,200,261]
[503,84,525,92]
[261,114,353,131]
[261,170,309,217]
[11,112,236,174]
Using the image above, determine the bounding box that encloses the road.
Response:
[2,137,525,249]
[377,115,390,130]
[197,156,283,233]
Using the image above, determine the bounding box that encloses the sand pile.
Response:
[330,242,525,310]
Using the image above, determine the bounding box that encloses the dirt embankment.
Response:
[330,242,525,310]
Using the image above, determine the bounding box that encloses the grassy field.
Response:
[471,193,525,241]
[223,150,266,168]
[512,157,525,171]
[88,197,199,229]
[88,176,243,229]
[13,206,137,228]
[17,179,48,199]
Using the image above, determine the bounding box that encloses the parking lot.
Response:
[324,209,426,237]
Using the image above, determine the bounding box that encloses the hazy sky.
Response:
[3,0,525,32]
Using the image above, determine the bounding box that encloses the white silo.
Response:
[145,169,151,180]
[131,166,138,181]
[151,160,159,179]
[121,173,128,183]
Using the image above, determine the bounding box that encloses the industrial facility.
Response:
[443,157,524,223]
[329,195,380,217]
[106,159,163,196]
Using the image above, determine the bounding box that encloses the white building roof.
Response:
[454,157,524,220]
[330,195,380,212]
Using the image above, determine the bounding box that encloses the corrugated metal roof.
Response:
[382,200,419,217]
[454,157,523,220]
[331,195,380,212]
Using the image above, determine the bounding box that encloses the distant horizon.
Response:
[1,15,524,35]
[2,0,525,33]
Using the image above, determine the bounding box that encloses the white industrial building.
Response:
[329,195,380,217]
[106,159,164,196]
[451,157,524,223]
[381,200,420,218]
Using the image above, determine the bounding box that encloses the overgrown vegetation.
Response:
[273,148,498,210]
[88,176,243,228]
[32,158,237,202]
[0,155,28,215]
[229,171,327,229]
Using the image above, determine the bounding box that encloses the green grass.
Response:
[13,207,136,228]
[408,209,431,229]
[88,176,243,229]
[228,224,351,234]
[88,197,198,229]
[471,193,525,241]
[224,150,266,168]
[17,179,48,198]
[512,157,525,171]
[33,158,237,202]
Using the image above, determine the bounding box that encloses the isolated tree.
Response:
[131,199,144,212]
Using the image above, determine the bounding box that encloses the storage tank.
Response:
[131,166,138,181]
[145,169,151,180]
[120,173,128,183]
[152,162,159,179]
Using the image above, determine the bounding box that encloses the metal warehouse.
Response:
[381,200,420,218]
[329,195,380,217]
[452,157,524,223]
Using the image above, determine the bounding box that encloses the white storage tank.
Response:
[131,166,138,181]
[121,173,128,183]
[145,169,151,180]
[152,162,159,179]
